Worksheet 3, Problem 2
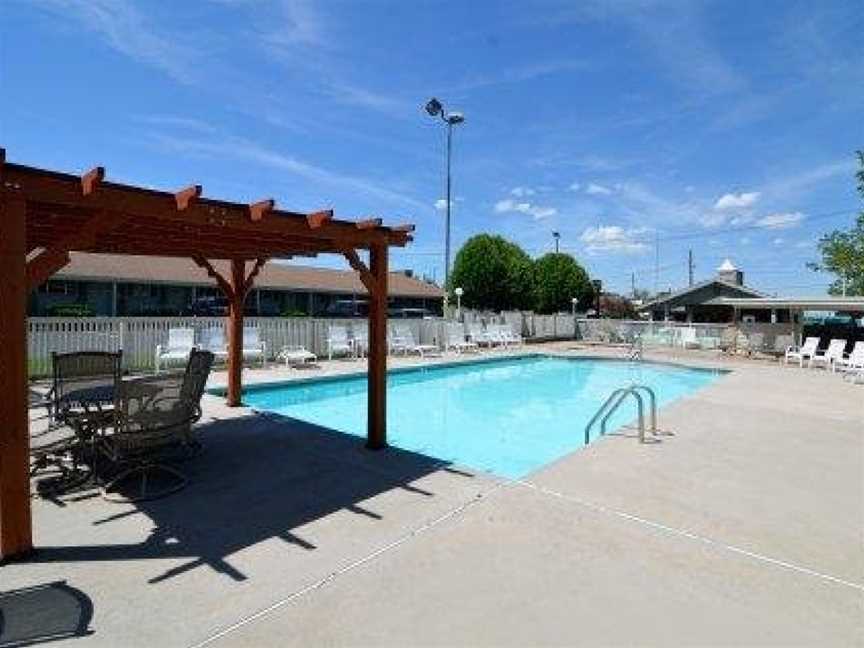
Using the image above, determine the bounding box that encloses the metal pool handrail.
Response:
[584,384,658,444]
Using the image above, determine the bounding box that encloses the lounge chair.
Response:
[100,349,214,502]
[392,323,439,357]
[277,345,318,368]
[242,327,267,366]
[199,327,229,363]
[327,325,353,359]
[718,327,739,354]
[491,323,524,348]
[155,327,196,372]
[351,326,368,359]
[784,336,819,367]
[467,322,497,348]
[837,341,864,373]
[445,323,479,354]
[809,338,846,371]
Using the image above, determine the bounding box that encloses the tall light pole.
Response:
[425,97,464,290]
[553,231,560,254]
[454,286,464,321]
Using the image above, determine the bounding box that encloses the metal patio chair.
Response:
[99,349,214,503]
[31,352,123,493]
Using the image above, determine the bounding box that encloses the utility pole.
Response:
[553,231,560,254]
[631,271,636,298]
[654,230,660,295]
[688,249,694,287]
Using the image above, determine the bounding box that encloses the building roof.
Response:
[717,296,864,311]
[53,253,444,299]
[639,278,766,311]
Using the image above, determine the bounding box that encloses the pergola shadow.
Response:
[26,413,456,584]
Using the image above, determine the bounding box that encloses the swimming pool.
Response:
[239,355,724,479]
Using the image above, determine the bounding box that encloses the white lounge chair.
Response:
[784,336,819,367]
[445,323,479,354]
[497,323,524,348]
[277,345,318,368]
[809,338,846,371]
[199,327,229,363]
[350,326,368,359]
[241,327,267,366]
[392,323,439,357]
[837,341,864,372]
[327,325,352,360]
[467,322,497,348]
[155,327,195,373]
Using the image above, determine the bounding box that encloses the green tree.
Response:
[532,252,593,314]
[448,234,534,310]
[809,150,864,295]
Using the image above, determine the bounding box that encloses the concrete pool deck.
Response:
[5,344,863,646]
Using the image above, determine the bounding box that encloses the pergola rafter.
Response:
[0,152,412,561]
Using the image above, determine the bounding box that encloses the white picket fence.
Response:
[26,316,452,377]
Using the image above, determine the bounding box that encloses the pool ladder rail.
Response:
[584,384,659,445]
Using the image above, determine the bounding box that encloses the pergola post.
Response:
[226,260,246,407]
[0,194,33,560]
[367,242,388,449]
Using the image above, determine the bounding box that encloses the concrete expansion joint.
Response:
[512,478,864,593]
[189,481,505,648]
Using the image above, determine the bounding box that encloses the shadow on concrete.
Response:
[0,580,94,646]
[25,413,458,584]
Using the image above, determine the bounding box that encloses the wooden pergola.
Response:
[0,150,414,561]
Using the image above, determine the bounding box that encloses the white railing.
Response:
[27,316,449,377]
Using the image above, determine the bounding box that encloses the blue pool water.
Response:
[240,355,724,479]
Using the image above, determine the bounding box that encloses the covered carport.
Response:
[0,151,414,561]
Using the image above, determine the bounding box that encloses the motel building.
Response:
[639,259,864,345]
[29,252,445,319]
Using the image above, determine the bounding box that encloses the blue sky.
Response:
[2,0,862,296]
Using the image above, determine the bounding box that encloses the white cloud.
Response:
[568,182,581,192]
[494,199,557,220]
[756,211,805,229]
[772,237,785,246]
[510,186,535,197]
[434,199,449,211]
[713,191,760,210]
[150,132,426,209]
[585,183,613,196]
[38,0,198,83]
[579,225,648,254]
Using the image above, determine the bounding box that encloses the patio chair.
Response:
[199,327,229,363]
[467,322,497,348]
[100,349,214,502]
[32,351,123,491]
[327,324,352,360]
[277,345,318,368]
[155,327,195,373]
[784,336,819,367]
[495,323,524,348]
[739,332,766,356]
[351,325,368,359]
[242,327,267,366]
[392,323,439,357]
[837,341,864,373]
[445,323,479,354]
[809,338,847,371]
[718,327,739,354]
